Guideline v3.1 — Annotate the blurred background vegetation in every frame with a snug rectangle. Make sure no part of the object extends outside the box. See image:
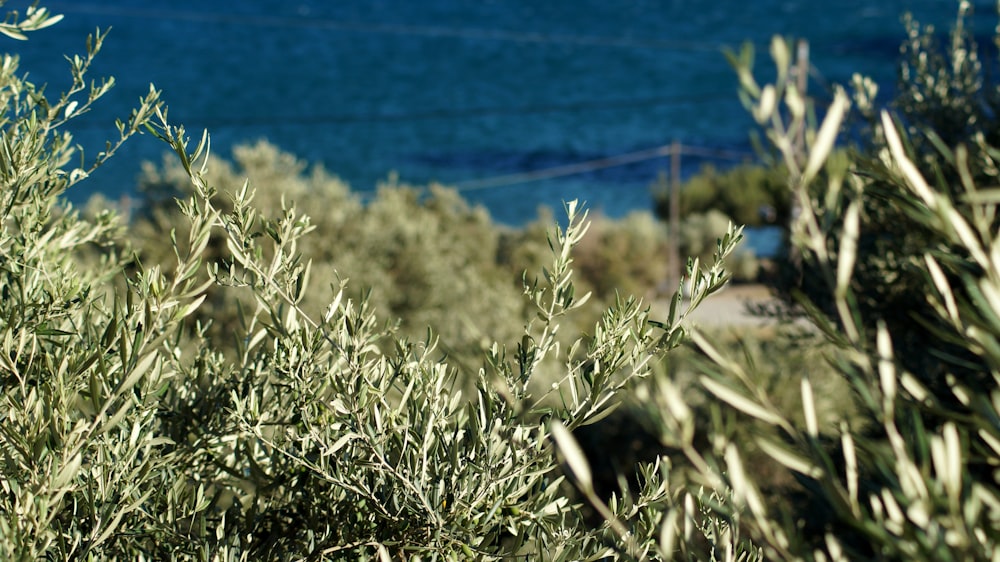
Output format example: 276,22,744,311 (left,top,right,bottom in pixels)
114,138,772,375
652,162,789,228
